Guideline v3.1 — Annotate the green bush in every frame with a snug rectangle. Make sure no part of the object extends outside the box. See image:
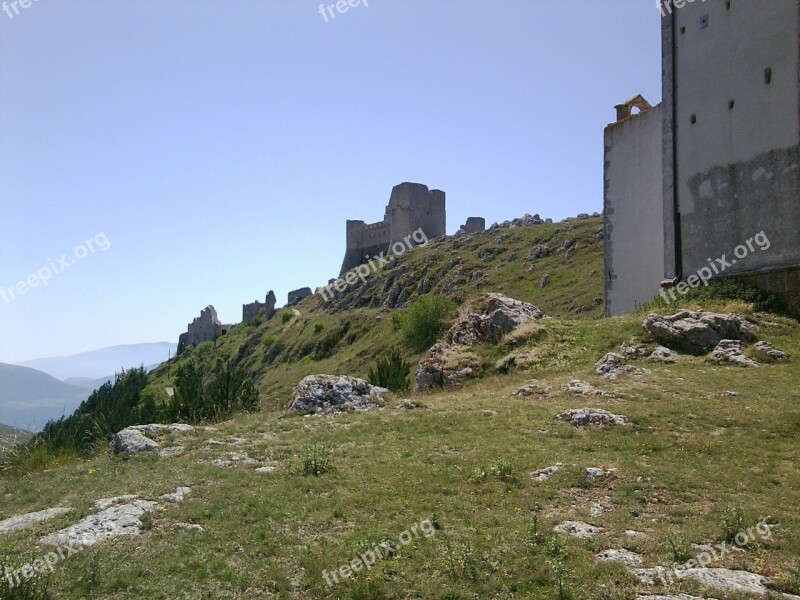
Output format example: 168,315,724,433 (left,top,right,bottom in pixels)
398,295,457,350
302,443,332,476
368,348,411,391
641,278,787,315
